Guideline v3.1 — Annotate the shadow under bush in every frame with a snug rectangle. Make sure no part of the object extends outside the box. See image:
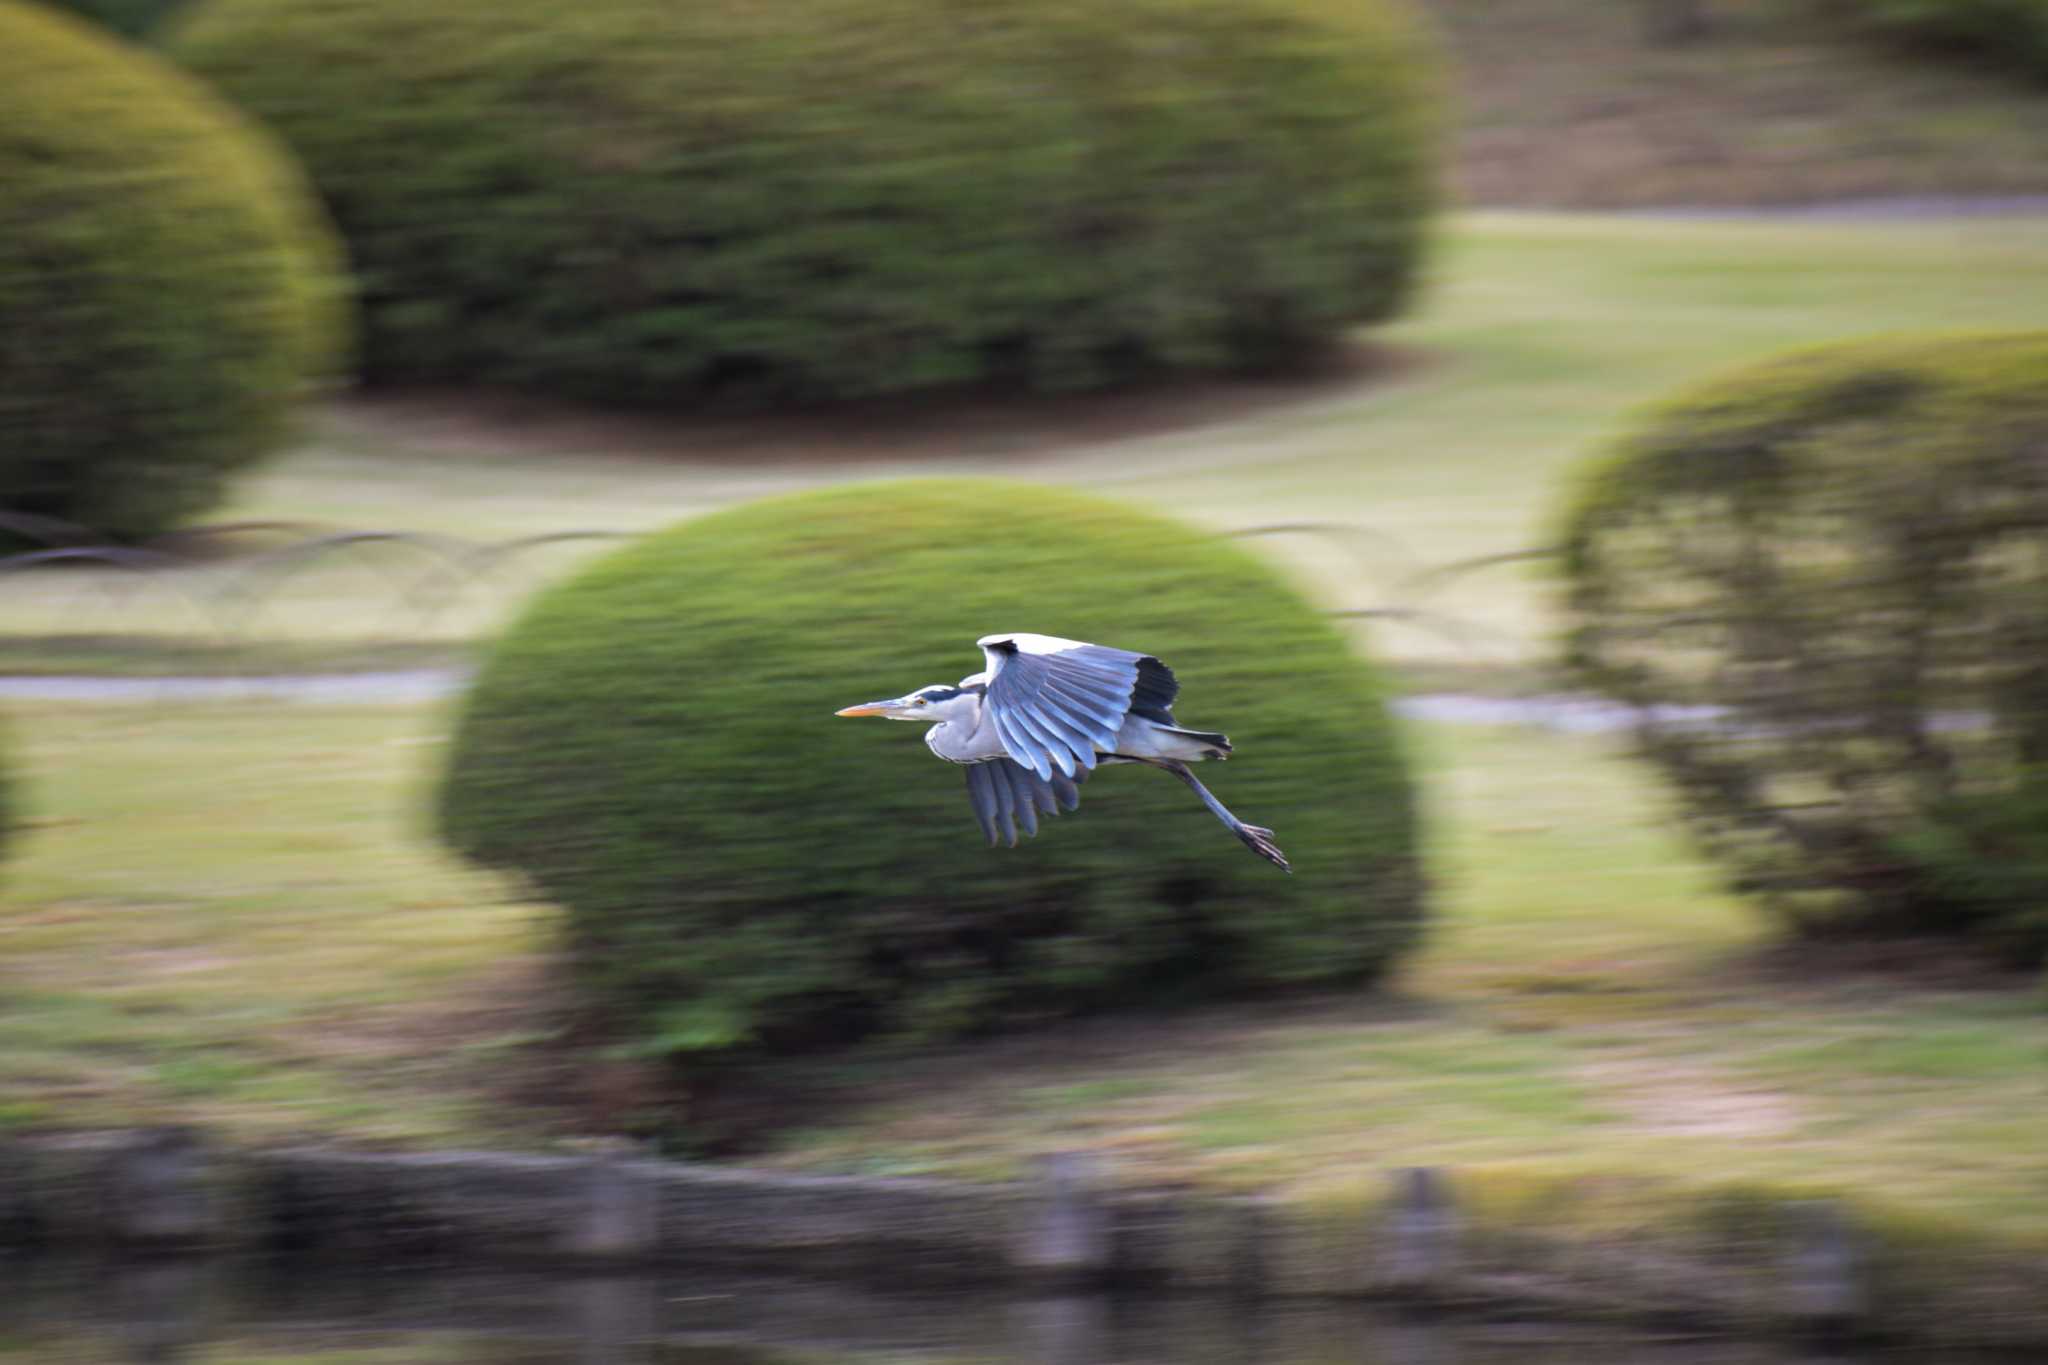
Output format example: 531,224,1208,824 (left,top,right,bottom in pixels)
438,481,1424,1071
1561,331,2048,962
